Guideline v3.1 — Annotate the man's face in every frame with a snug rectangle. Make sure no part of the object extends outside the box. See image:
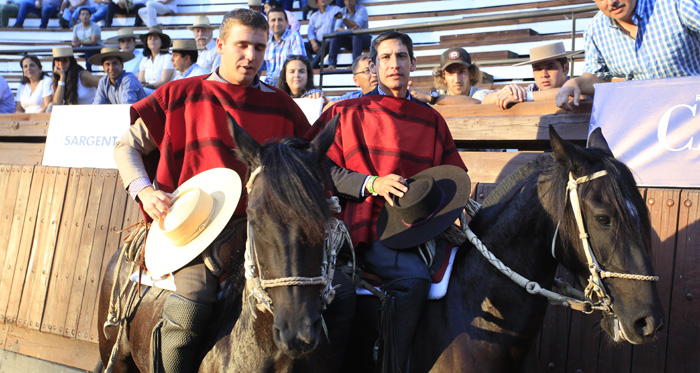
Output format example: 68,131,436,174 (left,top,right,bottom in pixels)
171,52,191,73
193,27,213,48
79,9,91,23
443,64,469,96
532,59,568,90
345,0,356,9
352,58,377,94
217,24,268,85
595,0,637,22
119,37,136,53
103,57,123,82
373,38,416,95
268,11,288,37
